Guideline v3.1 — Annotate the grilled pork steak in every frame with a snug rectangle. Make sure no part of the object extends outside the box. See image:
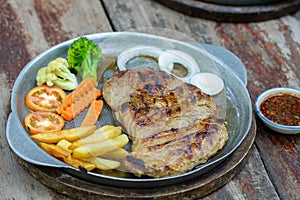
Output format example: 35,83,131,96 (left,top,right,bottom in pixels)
102,68,228,178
